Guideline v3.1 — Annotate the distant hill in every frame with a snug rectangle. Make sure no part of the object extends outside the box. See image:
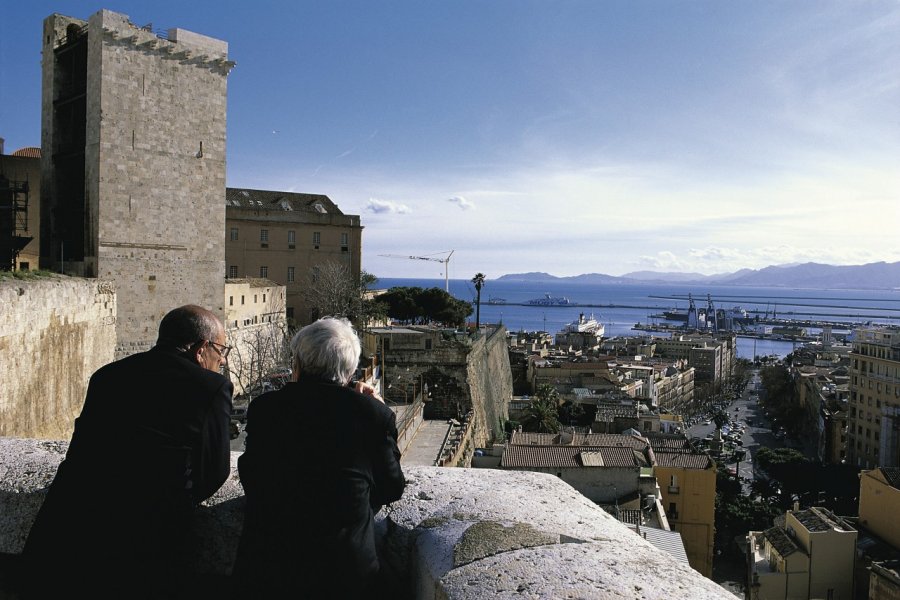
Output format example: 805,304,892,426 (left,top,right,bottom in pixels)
497,261,900,290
